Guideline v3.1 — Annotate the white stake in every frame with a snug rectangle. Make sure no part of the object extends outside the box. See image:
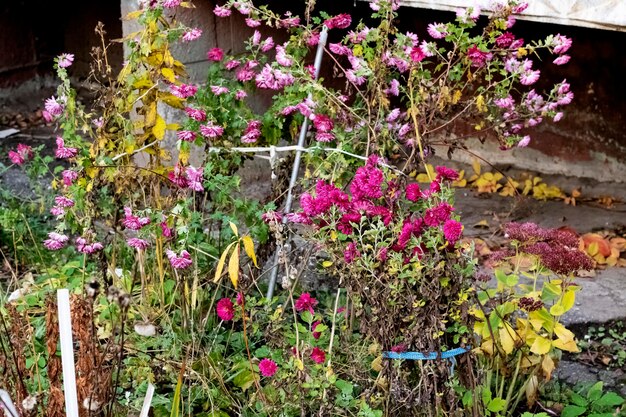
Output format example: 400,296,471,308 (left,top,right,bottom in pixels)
0,389,19,417
57,289,80,417
138,383,155,417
